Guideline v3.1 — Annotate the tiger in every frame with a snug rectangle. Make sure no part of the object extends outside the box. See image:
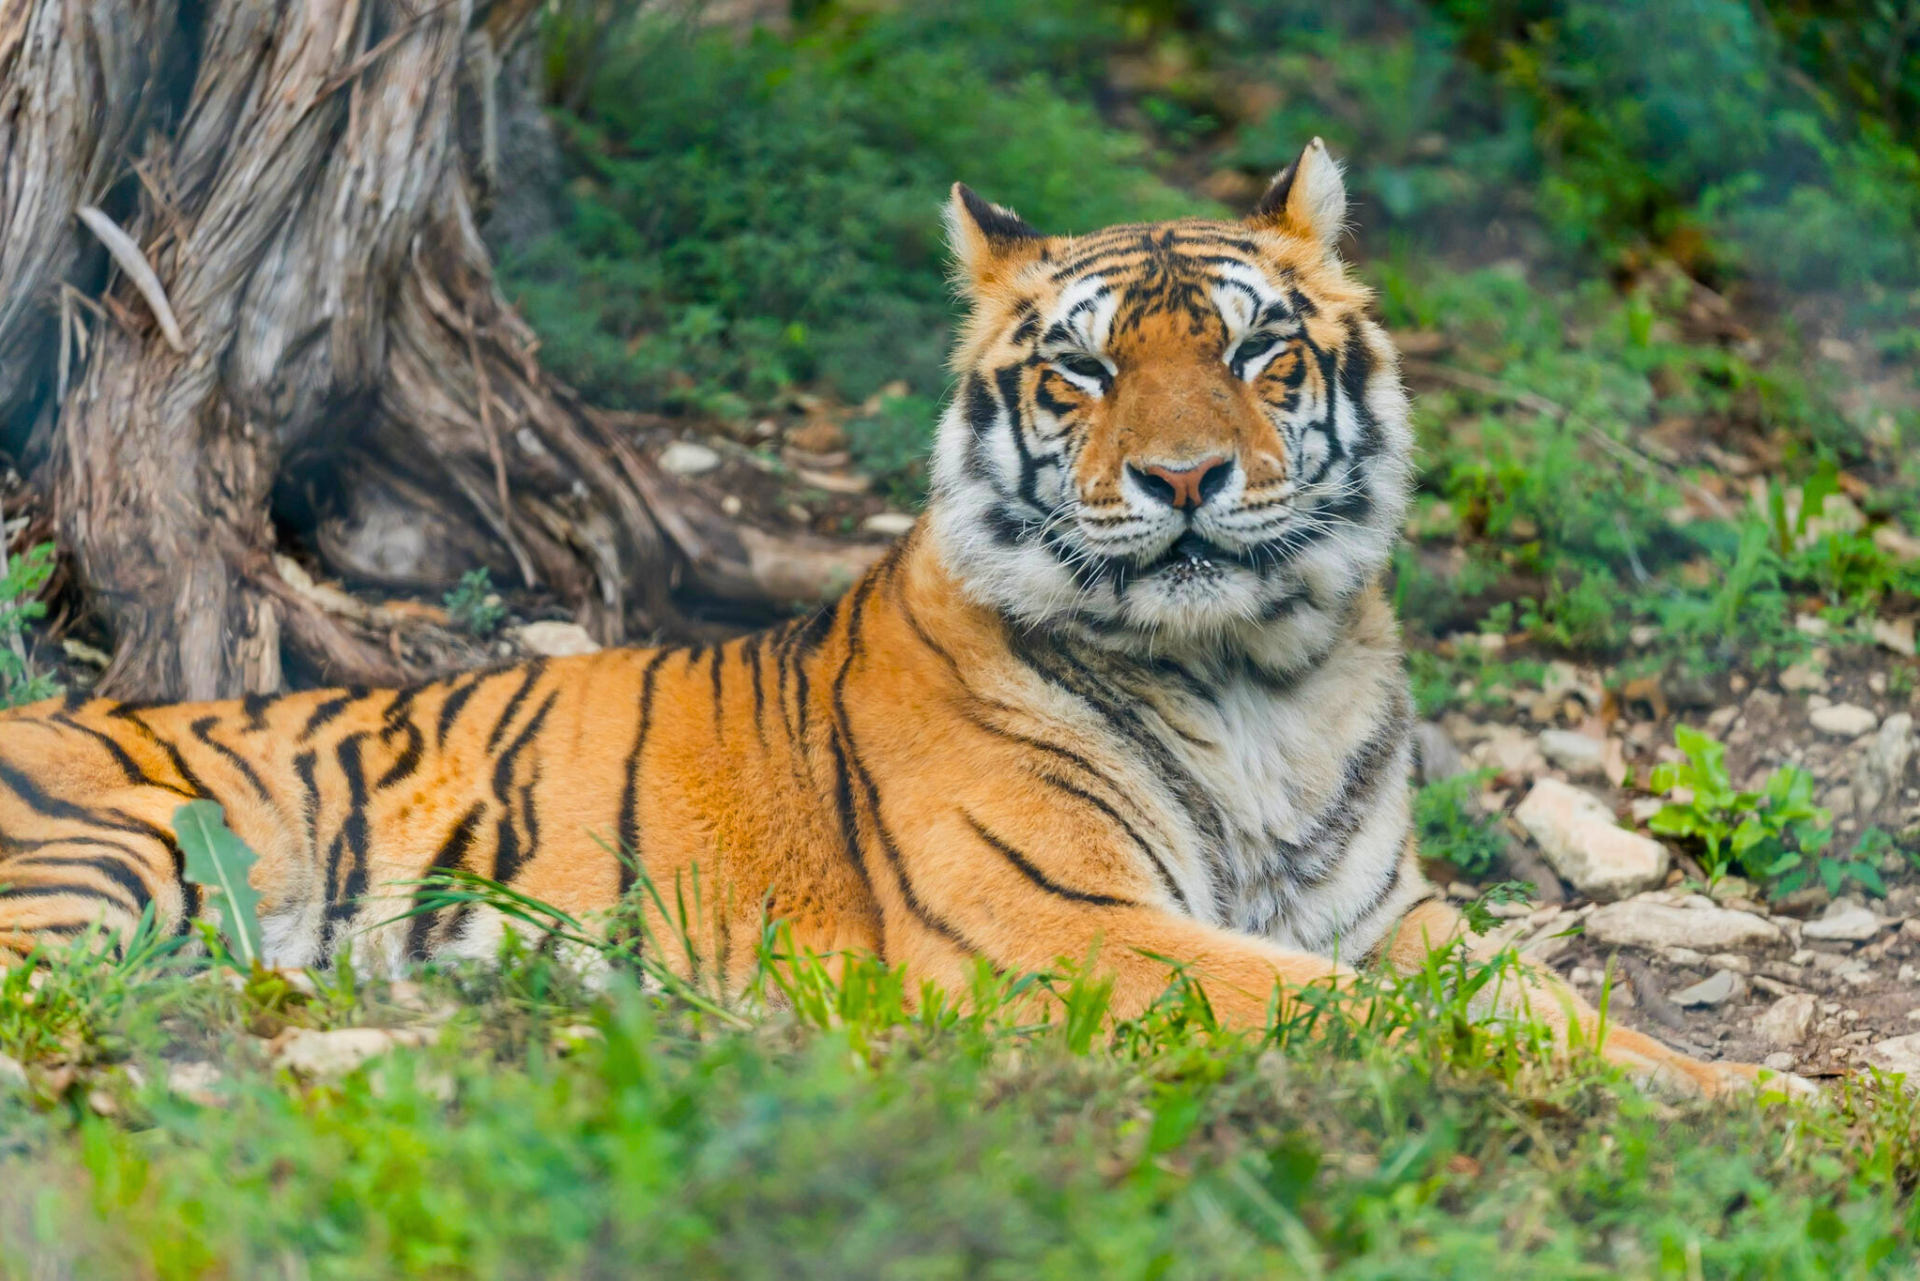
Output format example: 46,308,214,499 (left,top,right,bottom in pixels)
0,140,1772,1097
